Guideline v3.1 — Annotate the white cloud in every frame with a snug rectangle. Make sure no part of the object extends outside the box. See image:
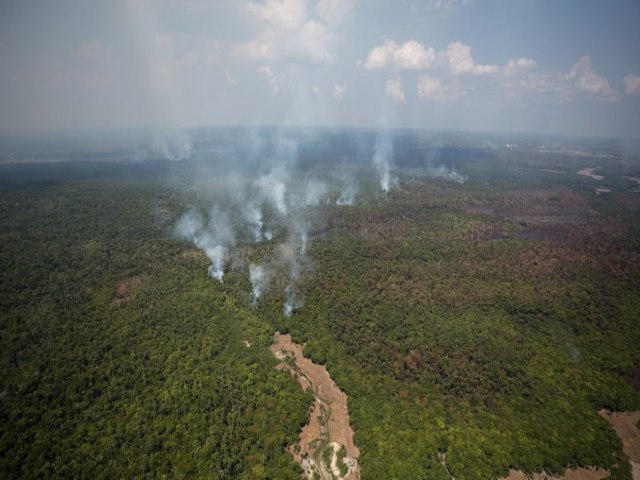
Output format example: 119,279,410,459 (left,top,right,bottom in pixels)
565,55,617,100
416,74,465,101
624,74,640,95
333,83,348,97
446,41,498,75
363,40,435,71
394,40,436,70
246,0,306,30
316,0,356,24
503,57,537,76
385,75,405,102
257,64,272,76
236,1,335,62
434,0,474,11
235,32,277,59
363,40,397,70
257,64,281,93
298,19,334,61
